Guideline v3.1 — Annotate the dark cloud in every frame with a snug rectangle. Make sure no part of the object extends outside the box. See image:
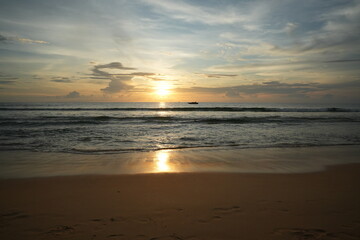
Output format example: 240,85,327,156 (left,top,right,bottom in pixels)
52,79,72,83
88,77,110,80
65,91,80,98
130,72,155,76
0,73,18,83
0,34,8,42
263,81,280,85
210,57,360,74
95,62,136,71
205,73,237,78
0,80,16,84
194,73,238,78
51,77,72,83
176,80,360,98
325,59,360,63
0,33,48,44
101,78,134,93
91,62,137,79
89,62,155,94
91,72,155,78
